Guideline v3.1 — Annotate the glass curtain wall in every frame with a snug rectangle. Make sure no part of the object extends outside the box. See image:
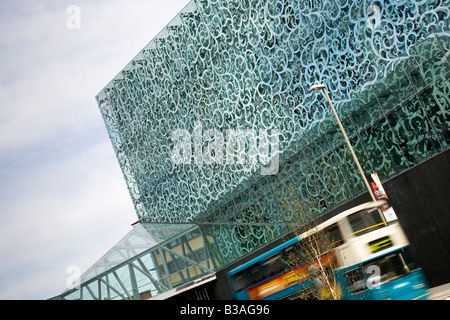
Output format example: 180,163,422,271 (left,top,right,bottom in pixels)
96,0,449,271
